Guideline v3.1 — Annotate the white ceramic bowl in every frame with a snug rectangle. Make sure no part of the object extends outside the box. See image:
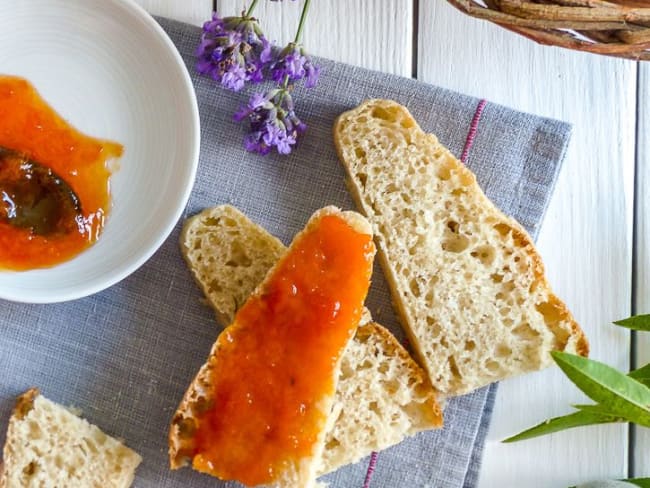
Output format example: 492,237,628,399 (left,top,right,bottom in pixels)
0,0,200,303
